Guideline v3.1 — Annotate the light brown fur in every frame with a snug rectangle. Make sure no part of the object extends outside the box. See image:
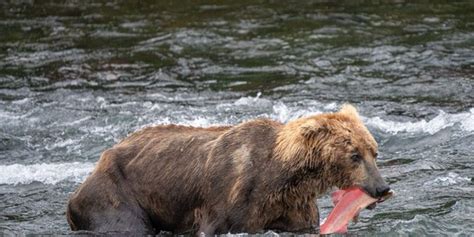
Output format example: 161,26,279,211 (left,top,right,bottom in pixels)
67,104,389,235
